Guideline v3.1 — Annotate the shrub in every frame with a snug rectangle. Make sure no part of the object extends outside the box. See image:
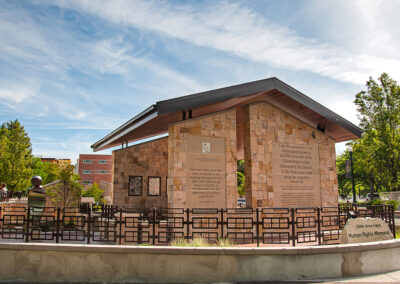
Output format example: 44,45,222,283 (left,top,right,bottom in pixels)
371,199,383,205
170,237,235,247
385,200,399,209
216,238,234,247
